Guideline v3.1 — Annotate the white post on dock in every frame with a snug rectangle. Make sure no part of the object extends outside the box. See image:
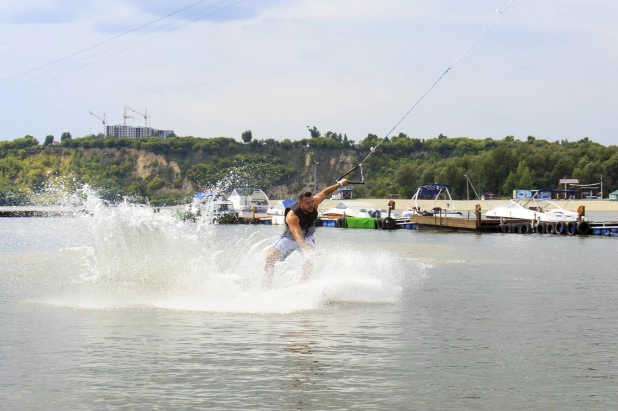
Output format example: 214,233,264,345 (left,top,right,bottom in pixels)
533,212,536,229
